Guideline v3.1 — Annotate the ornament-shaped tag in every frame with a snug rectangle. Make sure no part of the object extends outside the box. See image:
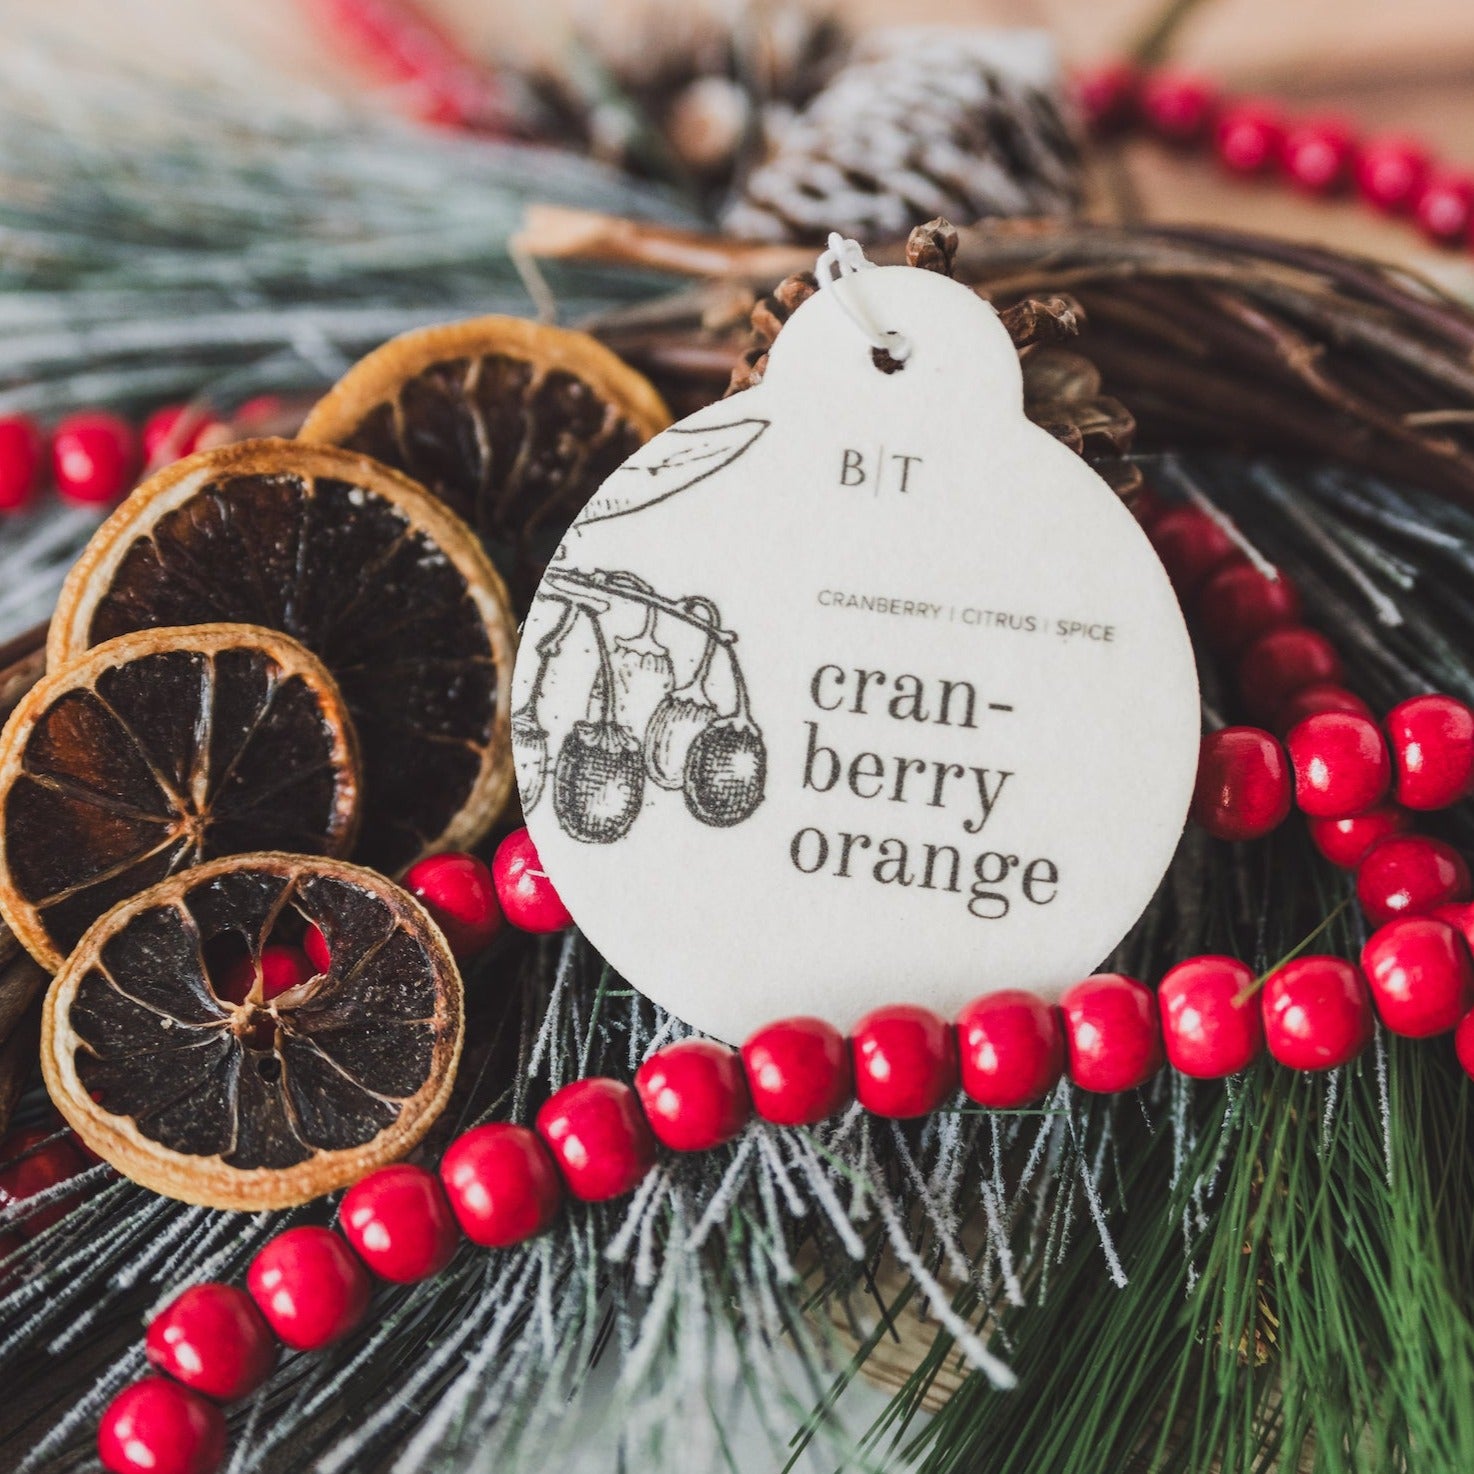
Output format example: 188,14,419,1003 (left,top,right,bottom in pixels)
513,247,1199,1043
